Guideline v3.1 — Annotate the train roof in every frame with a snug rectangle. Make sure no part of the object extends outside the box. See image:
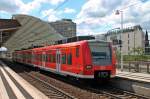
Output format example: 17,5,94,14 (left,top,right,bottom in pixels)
87,39,110,43
14,39,110,52
55,35,95,44
32,40,87,51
